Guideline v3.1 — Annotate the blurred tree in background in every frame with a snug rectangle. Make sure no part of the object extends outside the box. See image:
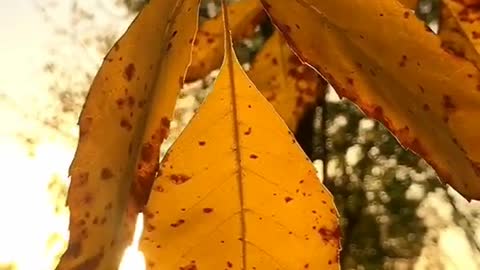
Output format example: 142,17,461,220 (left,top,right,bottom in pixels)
36,0,480,269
